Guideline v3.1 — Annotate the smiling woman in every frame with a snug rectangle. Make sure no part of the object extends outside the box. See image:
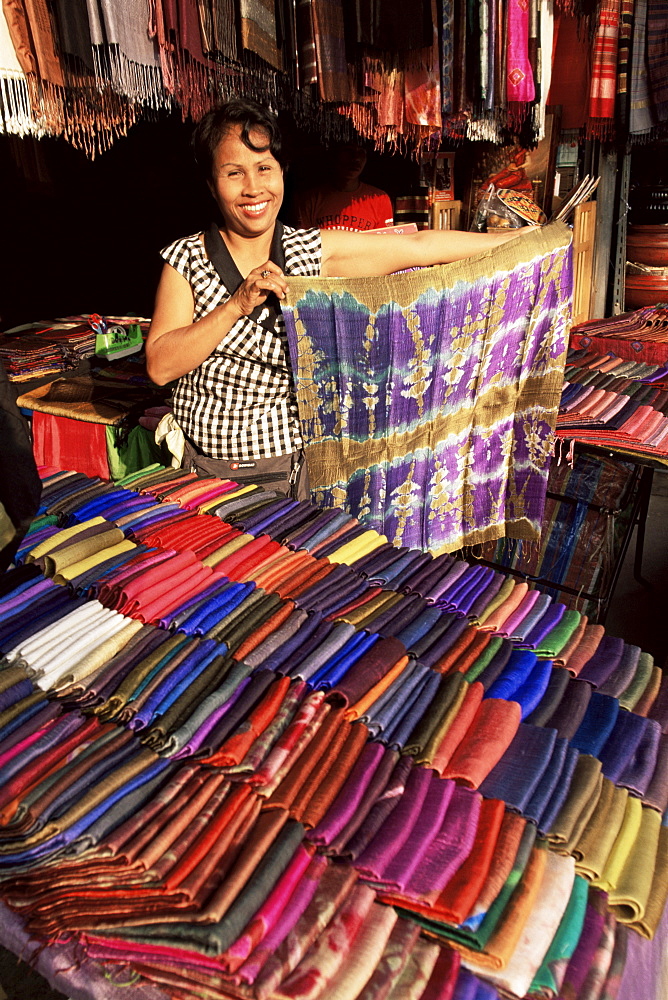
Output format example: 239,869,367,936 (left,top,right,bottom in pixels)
145,98,537,497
